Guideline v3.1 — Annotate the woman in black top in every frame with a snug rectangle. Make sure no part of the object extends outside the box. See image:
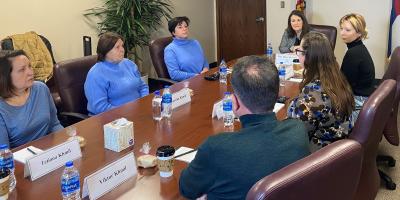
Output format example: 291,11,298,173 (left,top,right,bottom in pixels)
339,13,375,120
